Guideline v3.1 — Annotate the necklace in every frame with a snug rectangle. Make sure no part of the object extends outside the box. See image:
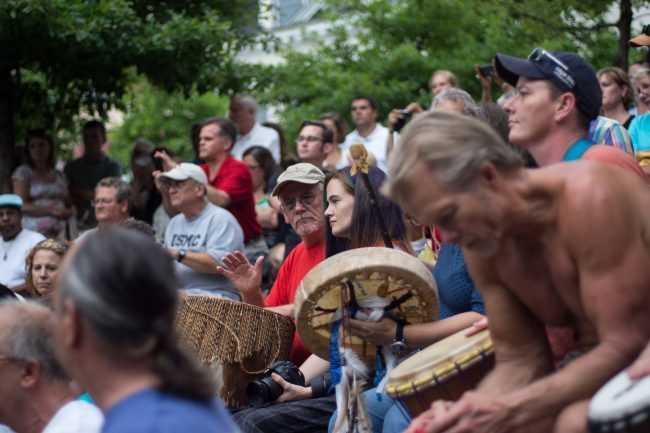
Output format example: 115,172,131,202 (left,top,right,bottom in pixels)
2,240,14,261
